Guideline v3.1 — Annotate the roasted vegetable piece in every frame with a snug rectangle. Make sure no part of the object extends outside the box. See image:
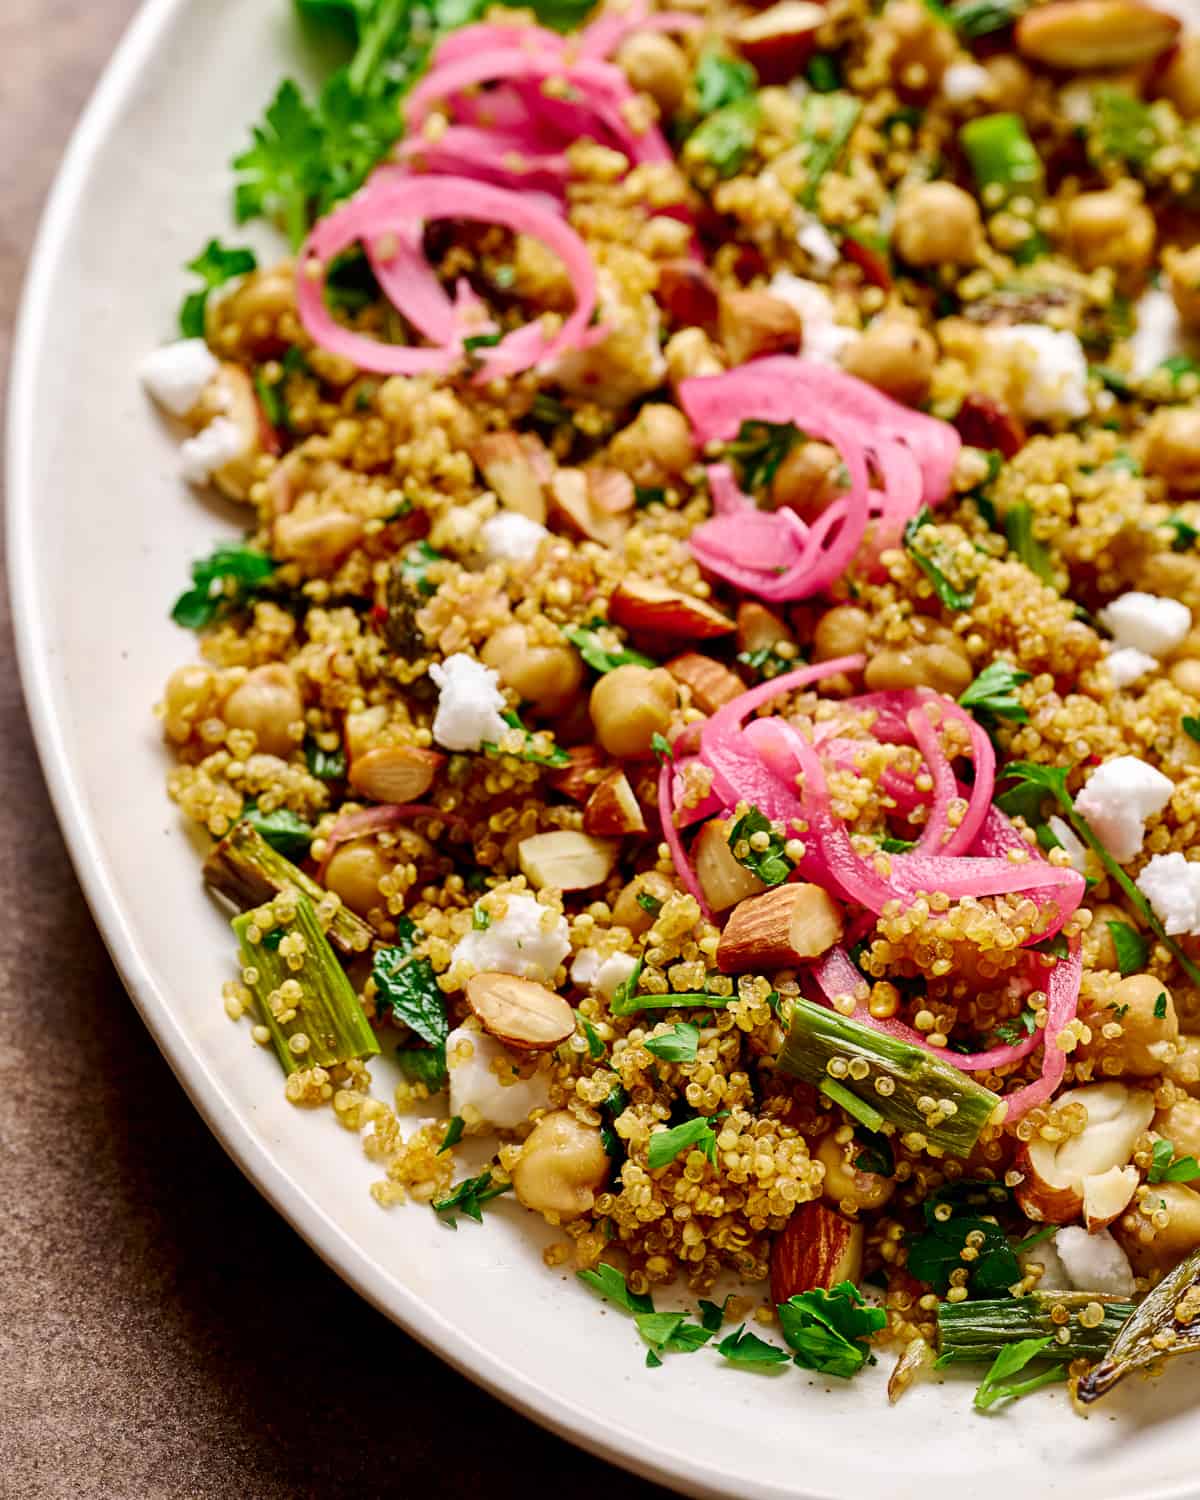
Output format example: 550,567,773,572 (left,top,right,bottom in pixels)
938,1292,1134,1366
1076,1245,1200,1403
